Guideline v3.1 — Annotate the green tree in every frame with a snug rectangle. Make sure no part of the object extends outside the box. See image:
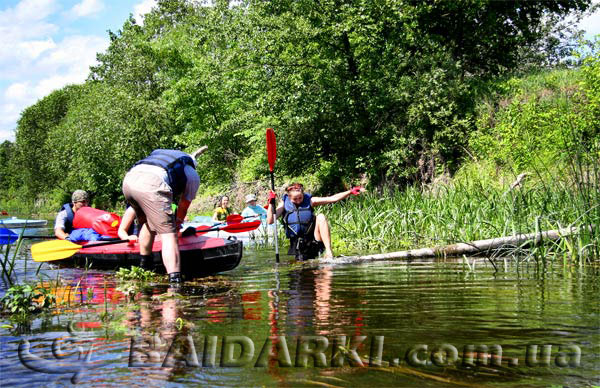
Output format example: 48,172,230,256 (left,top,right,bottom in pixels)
9,0,594,208
13,85,84,200
0,141,16,190
45,82,178,205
